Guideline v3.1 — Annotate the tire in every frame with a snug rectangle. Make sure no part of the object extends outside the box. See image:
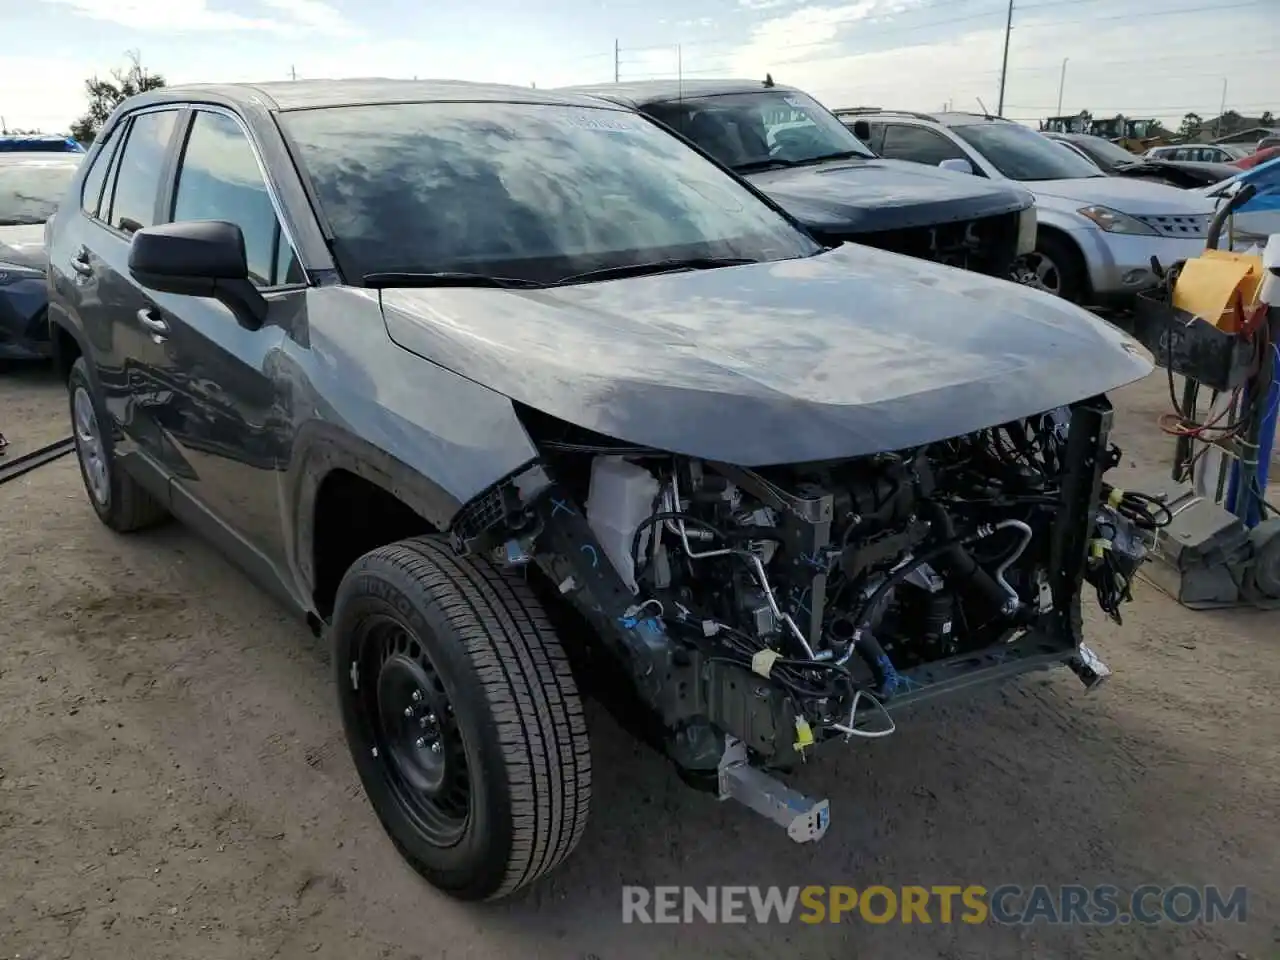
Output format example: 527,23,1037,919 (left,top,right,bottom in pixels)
332,535,591,901
68,357,169,533
1013,231,1088,303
